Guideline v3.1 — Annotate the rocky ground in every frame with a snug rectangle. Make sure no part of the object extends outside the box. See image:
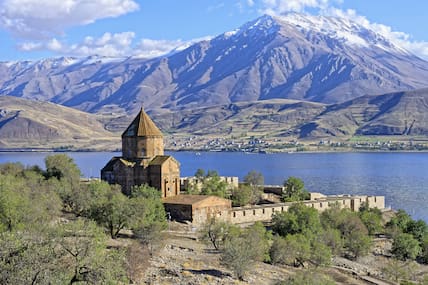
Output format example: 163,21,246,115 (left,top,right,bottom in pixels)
135,222,428,285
